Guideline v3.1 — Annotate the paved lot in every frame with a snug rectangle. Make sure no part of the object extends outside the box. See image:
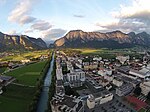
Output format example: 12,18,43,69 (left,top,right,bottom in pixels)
84,96,136,112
